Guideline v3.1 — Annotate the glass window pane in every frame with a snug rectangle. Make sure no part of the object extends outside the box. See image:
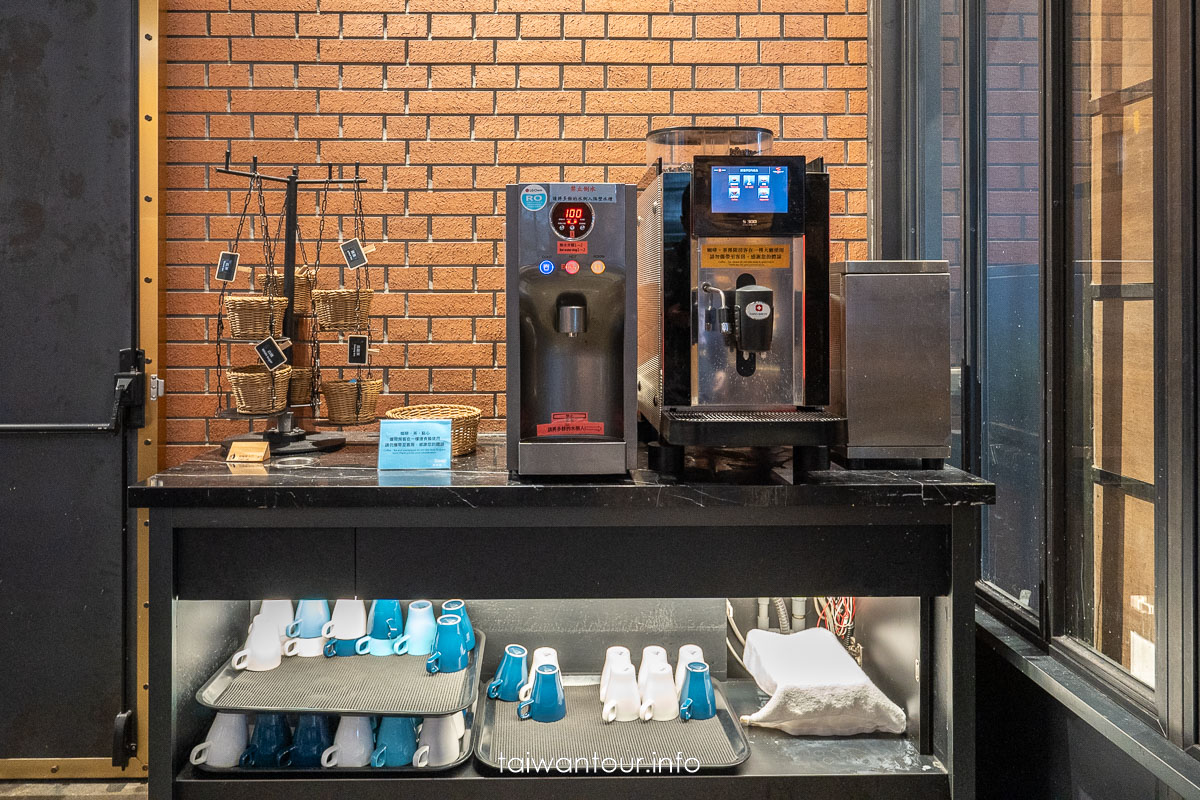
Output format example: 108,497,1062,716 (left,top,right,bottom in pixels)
1065,0,1156,687
979,0,1045,610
